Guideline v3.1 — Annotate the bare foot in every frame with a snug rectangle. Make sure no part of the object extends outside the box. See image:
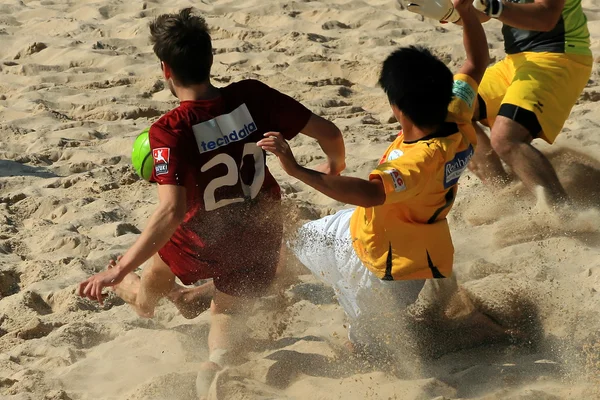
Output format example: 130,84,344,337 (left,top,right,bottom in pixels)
461,310,526,346
167,282,214,319
109,260,141,306
196,361,221,399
